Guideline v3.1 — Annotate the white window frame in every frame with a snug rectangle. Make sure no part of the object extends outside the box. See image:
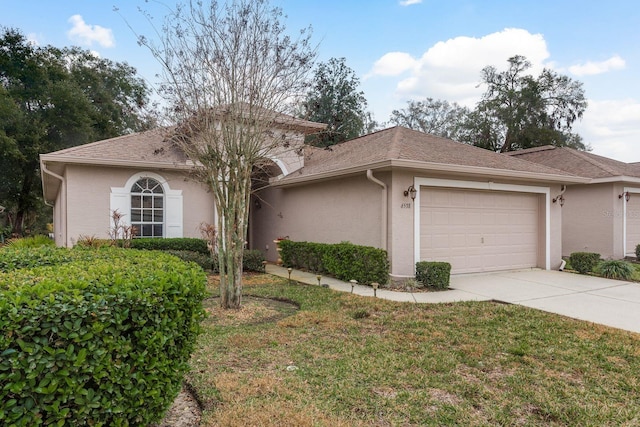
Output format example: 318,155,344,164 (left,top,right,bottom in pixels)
110,172,183,238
